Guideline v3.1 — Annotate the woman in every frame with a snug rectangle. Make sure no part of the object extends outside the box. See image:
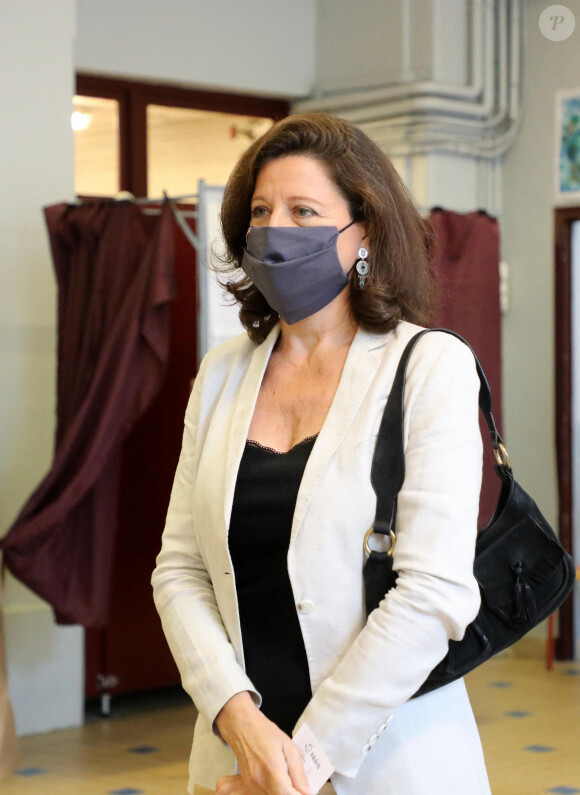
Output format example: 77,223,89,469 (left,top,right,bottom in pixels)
152,113,491,795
